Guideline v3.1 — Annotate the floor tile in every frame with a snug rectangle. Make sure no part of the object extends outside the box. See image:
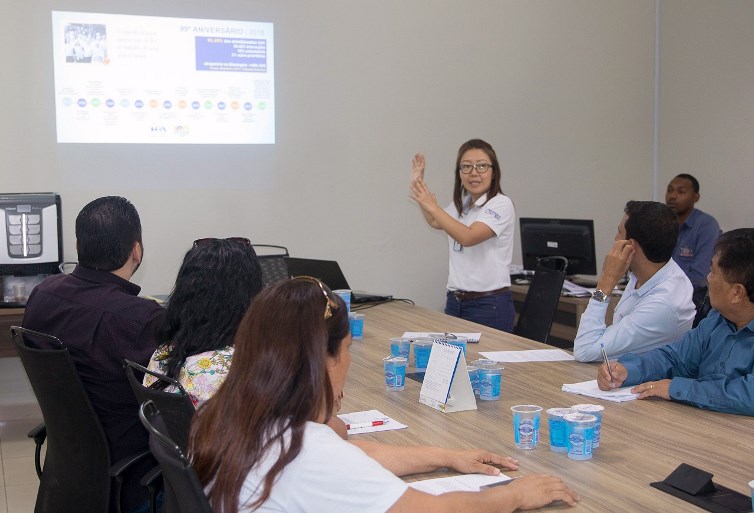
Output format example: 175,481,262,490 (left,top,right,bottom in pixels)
5,484,36,513
2,456,38,487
